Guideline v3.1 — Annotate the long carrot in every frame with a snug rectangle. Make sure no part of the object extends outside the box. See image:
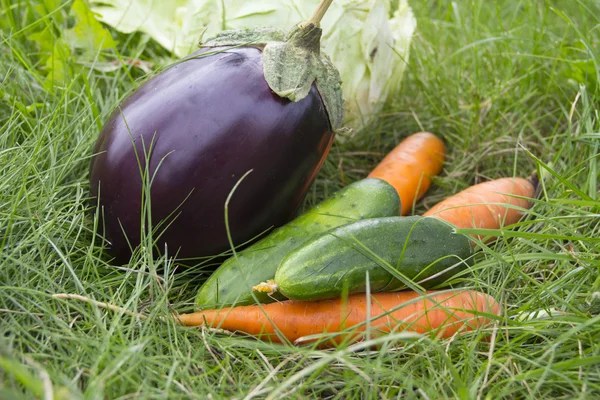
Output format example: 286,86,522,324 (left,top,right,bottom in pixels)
368,132,446,215
423,177,536,242
176,290,500,346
